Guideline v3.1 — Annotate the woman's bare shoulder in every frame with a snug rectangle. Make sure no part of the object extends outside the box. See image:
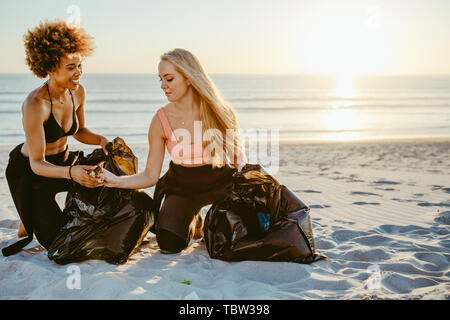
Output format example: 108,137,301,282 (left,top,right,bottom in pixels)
71,83,86,102
150,108,167,139
22,86,49,116
158,103,171,112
